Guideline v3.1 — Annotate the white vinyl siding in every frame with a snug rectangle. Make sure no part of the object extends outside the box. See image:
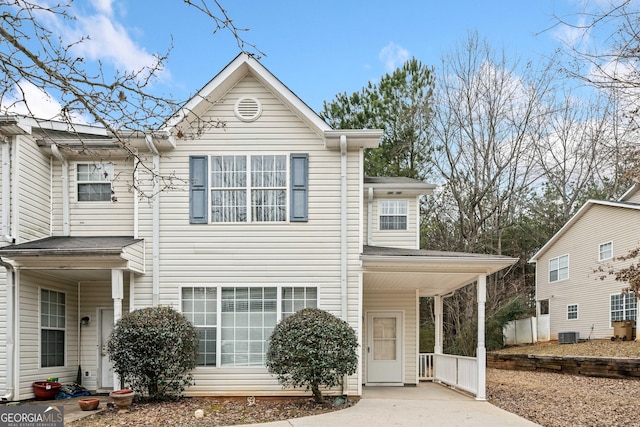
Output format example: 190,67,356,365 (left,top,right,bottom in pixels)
135,74,363,395
363,290,416,385
17,135,50,242
51,158,135,236
549,255,568,282
365,195,419,249
599,241,613,261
